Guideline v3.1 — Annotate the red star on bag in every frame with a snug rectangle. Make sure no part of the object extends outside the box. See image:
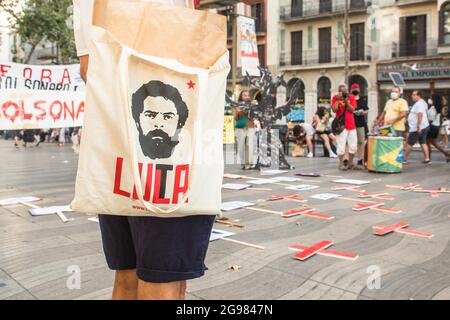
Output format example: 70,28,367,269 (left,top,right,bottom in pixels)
187,80,196,89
